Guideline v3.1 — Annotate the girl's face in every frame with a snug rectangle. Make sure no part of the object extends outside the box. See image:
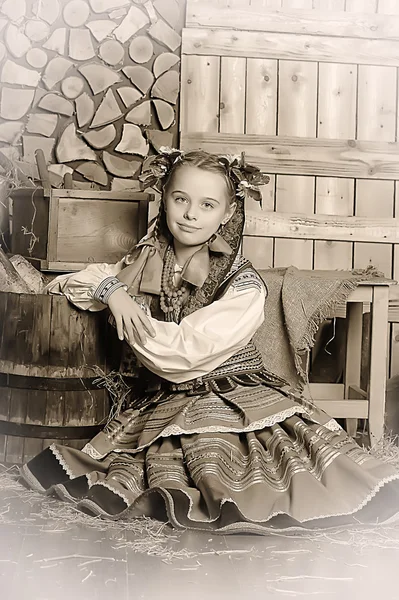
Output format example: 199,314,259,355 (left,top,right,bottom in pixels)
164,165,236,250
